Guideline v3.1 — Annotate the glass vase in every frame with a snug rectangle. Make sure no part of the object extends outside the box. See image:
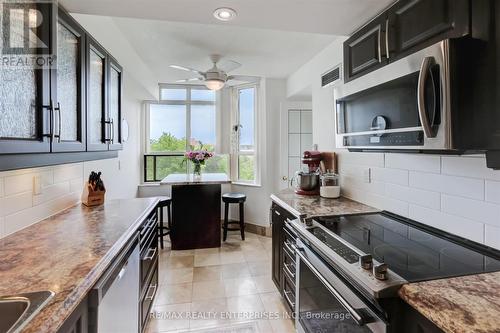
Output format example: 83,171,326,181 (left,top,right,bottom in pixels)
193,163,202,180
